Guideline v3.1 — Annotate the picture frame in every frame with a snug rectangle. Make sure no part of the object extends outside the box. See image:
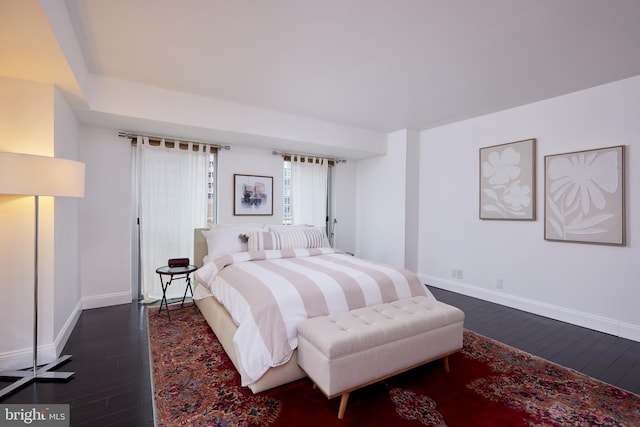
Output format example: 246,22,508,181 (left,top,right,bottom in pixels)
234,174,273,216
544,145,625,246
479,138,536,220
